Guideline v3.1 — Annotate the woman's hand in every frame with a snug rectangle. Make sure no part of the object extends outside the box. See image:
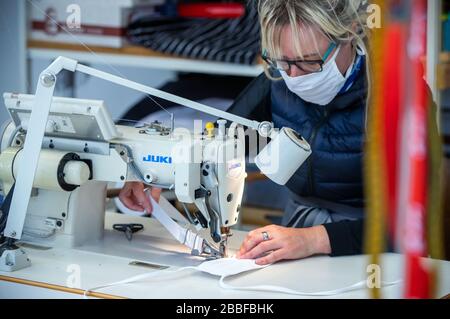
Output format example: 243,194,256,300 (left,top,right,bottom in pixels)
236,225,331,265
118,182,162,214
